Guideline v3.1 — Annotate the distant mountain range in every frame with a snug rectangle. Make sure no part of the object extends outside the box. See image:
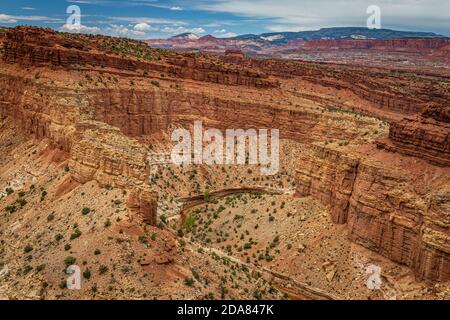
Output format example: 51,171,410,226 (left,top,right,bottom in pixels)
146,27,449,58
